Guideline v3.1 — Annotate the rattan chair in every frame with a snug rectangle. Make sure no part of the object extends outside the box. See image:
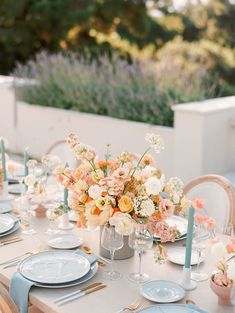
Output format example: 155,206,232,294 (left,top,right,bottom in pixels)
46,139,79,168
0,283,43,313
184,174,235,230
